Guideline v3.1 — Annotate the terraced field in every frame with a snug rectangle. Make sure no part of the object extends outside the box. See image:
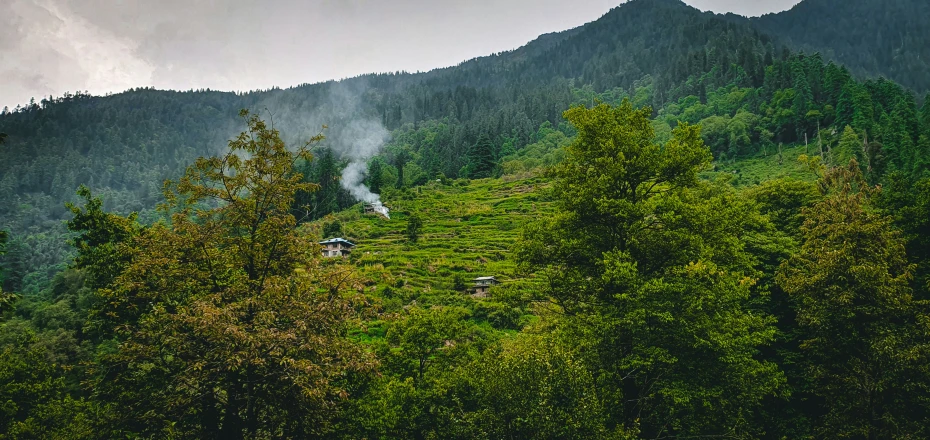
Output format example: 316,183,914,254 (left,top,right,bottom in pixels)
308,174,554,321
314,144,820,302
